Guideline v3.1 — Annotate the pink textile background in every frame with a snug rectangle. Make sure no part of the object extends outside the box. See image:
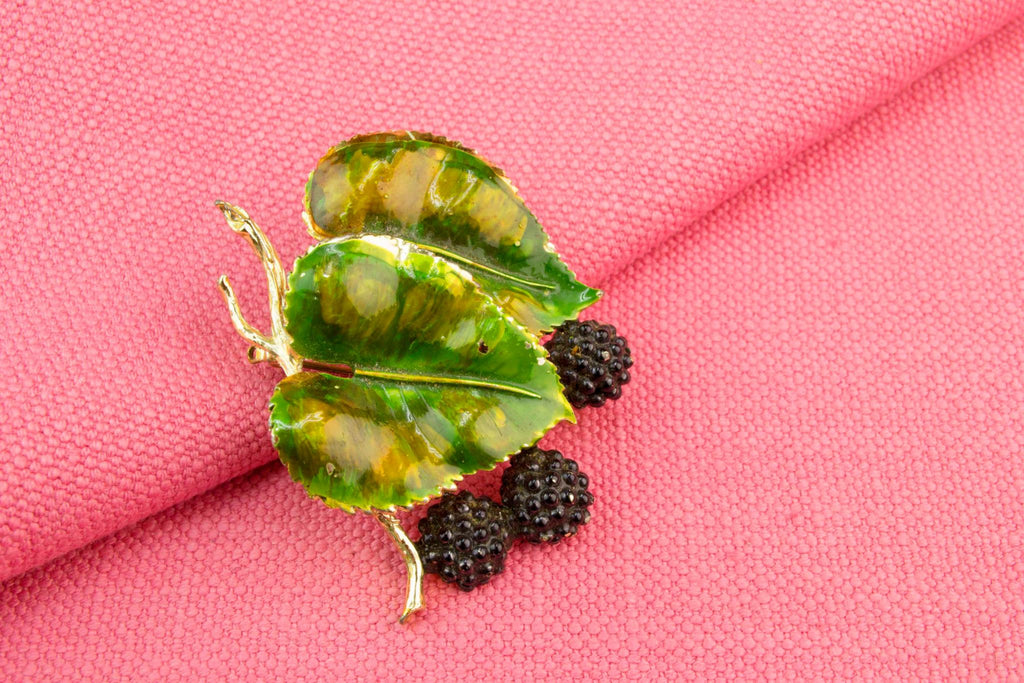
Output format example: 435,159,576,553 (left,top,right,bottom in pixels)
3,0,1024,679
